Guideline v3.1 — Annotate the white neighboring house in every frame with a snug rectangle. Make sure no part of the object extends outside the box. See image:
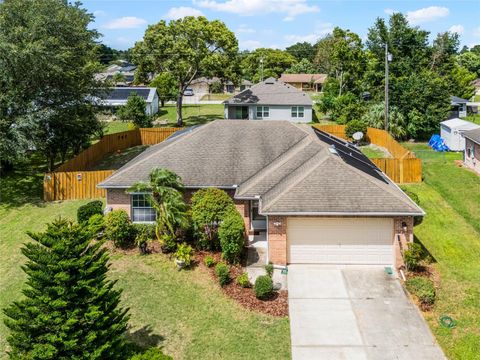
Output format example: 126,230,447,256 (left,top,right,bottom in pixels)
440,118,480,151
95,87,159,116
223,77,313,123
